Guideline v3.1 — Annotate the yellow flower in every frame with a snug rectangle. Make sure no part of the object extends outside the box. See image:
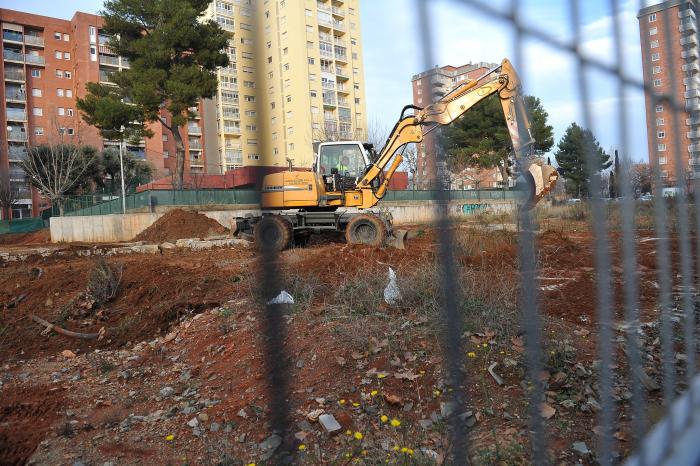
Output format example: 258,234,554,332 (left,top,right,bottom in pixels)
346,430,353,435
354,432,363,440
393,445,400,451
467,352,476,358
339,399,346,405
401,447,408,453
407,449,414,456
433,389,441,397
390,418,401,427
370,390,379,396
419,370,426,375
246,464,256,466
482,343,488,348
380,415,389,423
165,434,174,441
362,450,367,456
298,444,306,451
352,402,360,407
377,373,387,379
